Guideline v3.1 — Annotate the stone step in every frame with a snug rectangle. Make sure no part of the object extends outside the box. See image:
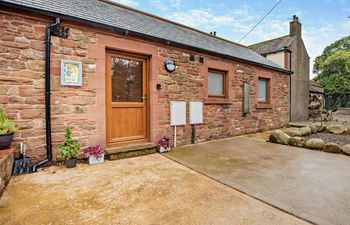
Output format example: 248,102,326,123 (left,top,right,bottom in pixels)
106,143,157,160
